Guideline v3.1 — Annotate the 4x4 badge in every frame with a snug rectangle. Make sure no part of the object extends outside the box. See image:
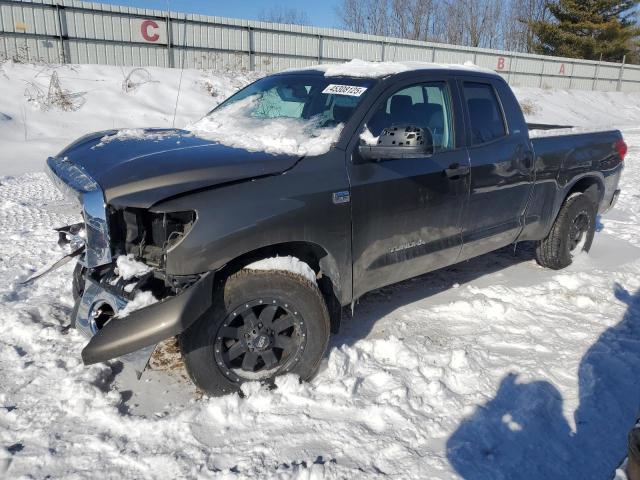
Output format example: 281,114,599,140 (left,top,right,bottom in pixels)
332,191,351,204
